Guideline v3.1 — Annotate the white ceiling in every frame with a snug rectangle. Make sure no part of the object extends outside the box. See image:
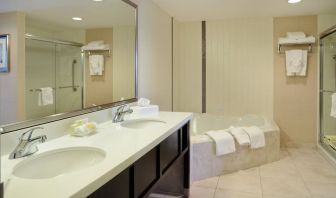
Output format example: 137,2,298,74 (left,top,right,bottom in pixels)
0,0,136,29
151,0,336,21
